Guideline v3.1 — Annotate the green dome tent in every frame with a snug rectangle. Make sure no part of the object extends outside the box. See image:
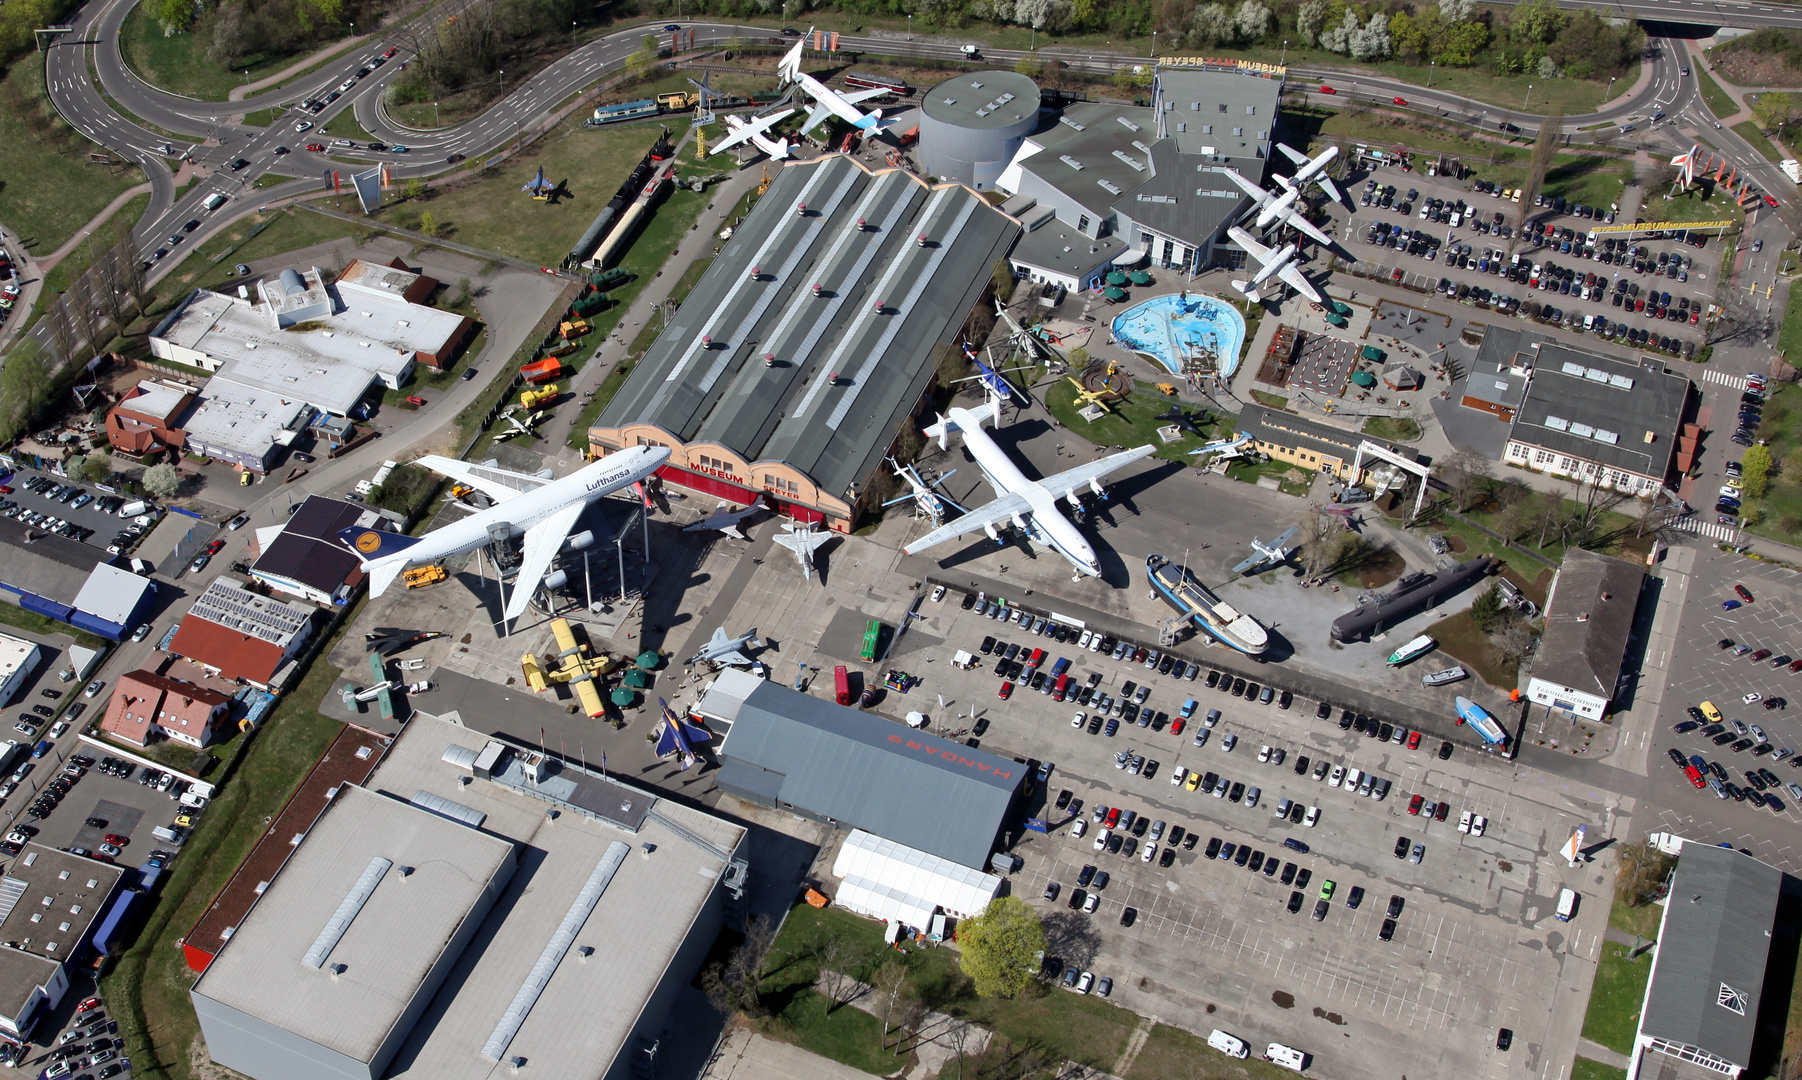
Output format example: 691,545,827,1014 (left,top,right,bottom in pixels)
1350,370,1378,389
636,650,661,670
